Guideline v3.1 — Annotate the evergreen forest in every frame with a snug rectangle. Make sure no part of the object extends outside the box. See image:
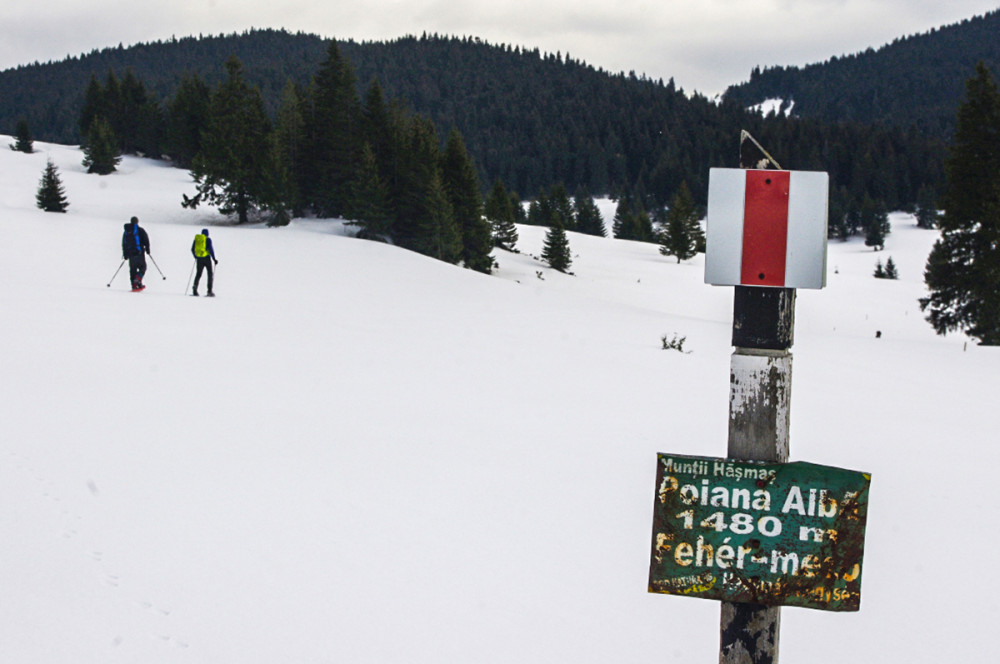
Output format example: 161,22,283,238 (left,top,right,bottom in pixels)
723,9,1000,140
0,28,951,225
